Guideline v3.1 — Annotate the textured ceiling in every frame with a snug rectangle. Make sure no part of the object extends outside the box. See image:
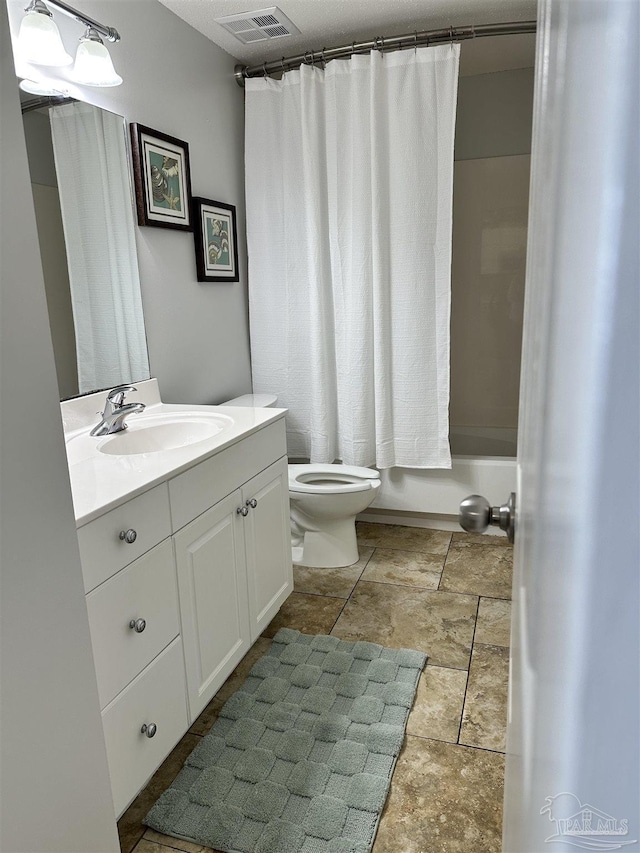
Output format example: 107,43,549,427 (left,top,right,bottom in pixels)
157,0,538,72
